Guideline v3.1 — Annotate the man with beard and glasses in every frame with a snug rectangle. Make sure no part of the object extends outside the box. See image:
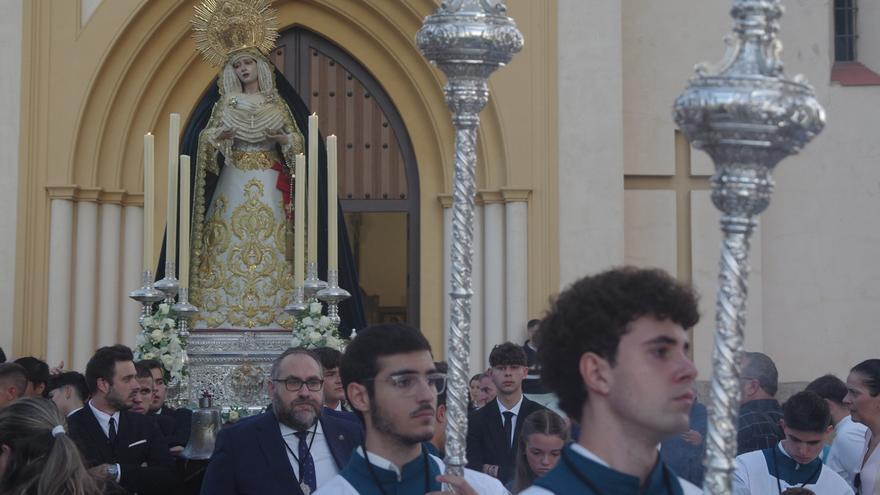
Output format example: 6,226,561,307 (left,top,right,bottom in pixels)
315,323,507,495
200,347,363,495
67,345,178,494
